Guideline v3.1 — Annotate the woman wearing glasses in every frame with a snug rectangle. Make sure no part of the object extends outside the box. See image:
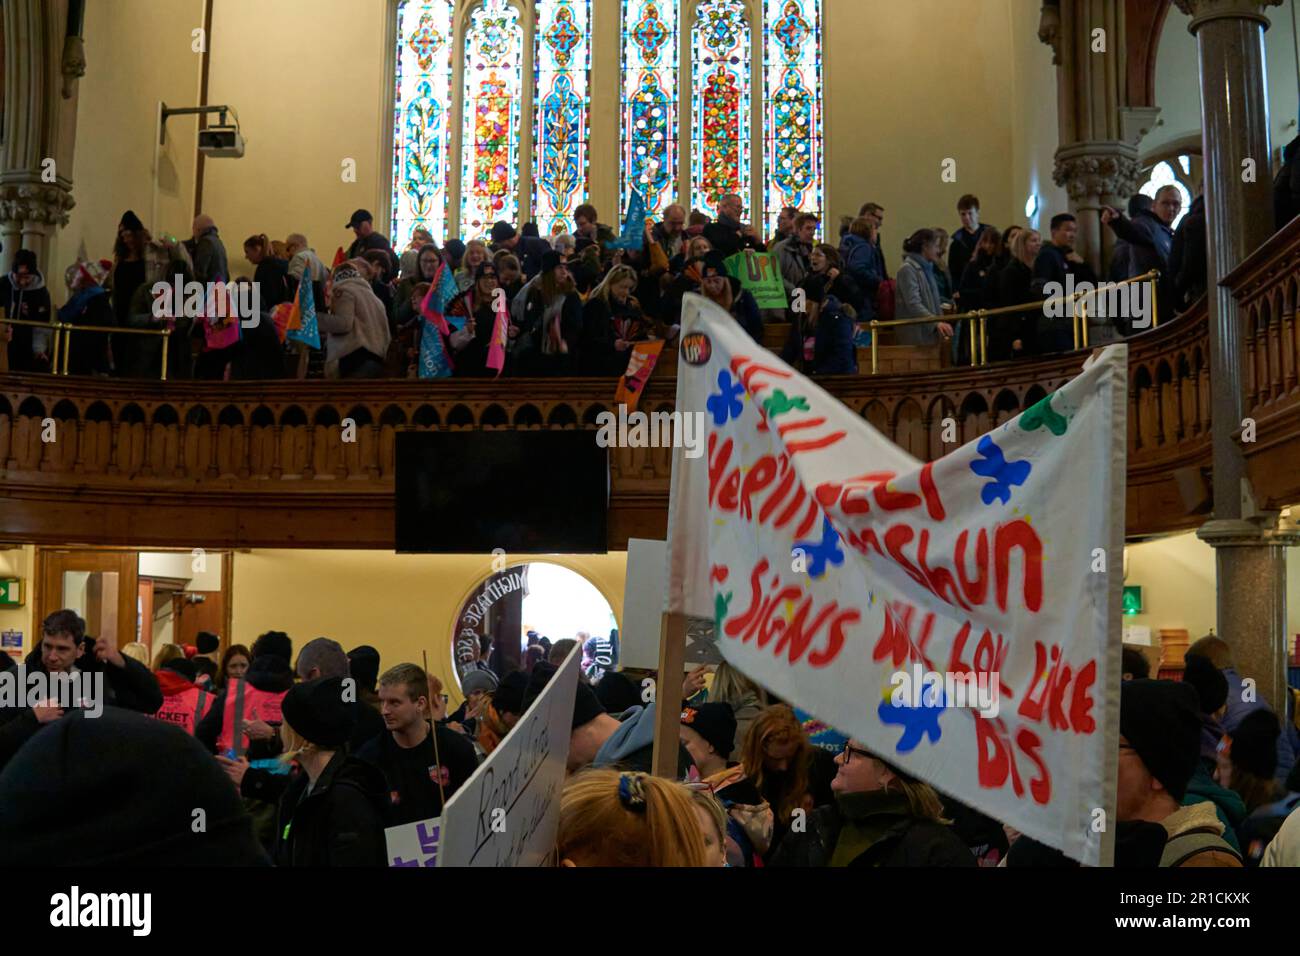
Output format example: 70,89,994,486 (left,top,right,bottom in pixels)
768,739,976,868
